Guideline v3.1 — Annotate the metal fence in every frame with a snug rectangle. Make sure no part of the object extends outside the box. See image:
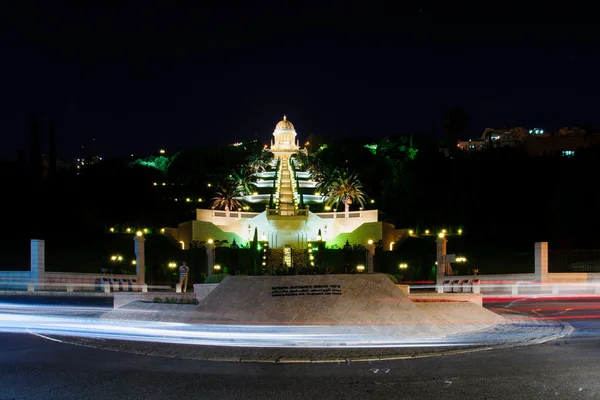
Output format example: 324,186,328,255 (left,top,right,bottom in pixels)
549,250,600,273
